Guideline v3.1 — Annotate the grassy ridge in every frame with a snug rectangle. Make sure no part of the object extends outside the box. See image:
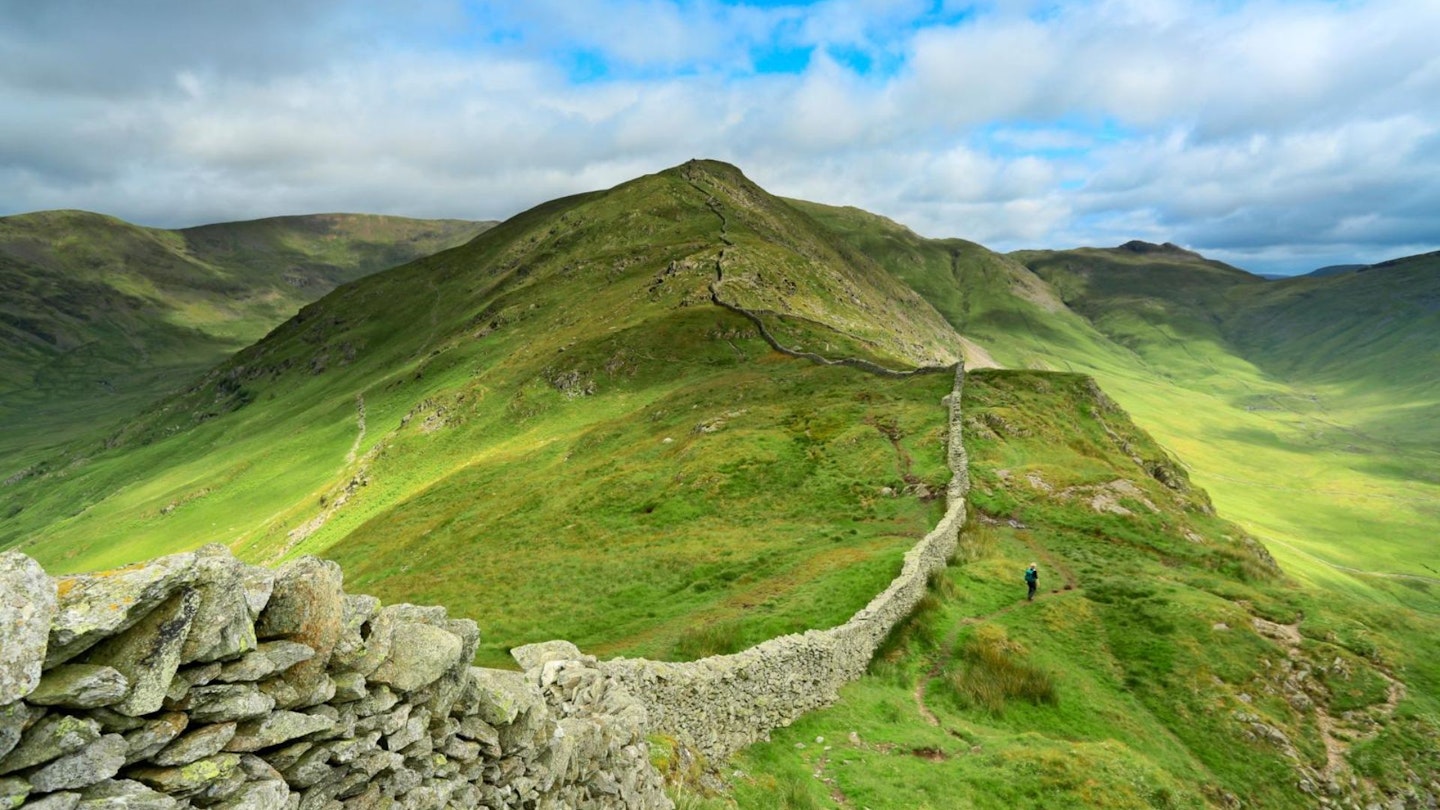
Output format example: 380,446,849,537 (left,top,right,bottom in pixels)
791,203,1439,599
3,162,961,667
0,209,491,459
691,371,1440,809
